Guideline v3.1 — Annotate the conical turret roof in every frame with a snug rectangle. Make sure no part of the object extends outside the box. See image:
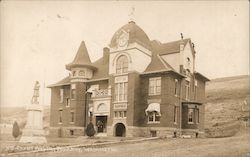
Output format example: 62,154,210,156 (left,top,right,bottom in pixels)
66,41,97,70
